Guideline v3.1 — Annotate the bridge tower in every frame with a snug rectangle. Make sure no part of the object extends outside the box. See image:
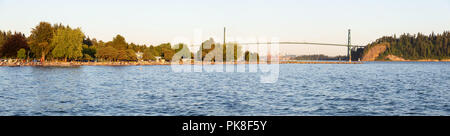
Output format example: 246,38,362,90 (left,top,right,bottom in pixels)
347,29,352,62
